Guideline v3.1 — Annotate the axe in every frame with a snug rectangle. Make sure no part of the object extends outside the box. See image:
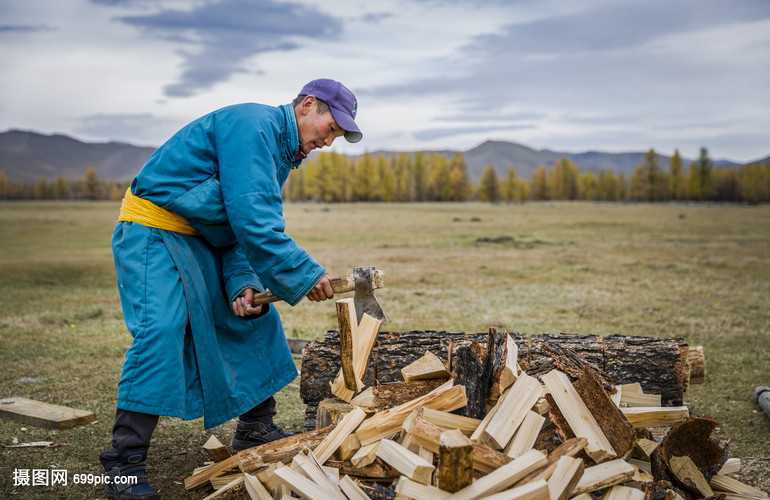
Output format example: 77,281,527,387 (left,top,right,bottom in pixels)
250,266,387,323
